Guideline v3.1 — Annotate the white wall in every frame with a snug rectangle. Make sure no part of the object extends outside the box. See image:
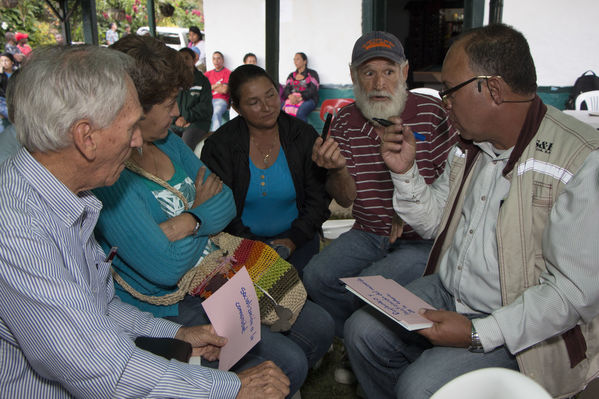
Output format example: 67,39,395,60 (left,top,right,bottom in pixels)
204,0,599,88
203,0,266,70
501,0,599,87
278,0,361,85
203,0,361,85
